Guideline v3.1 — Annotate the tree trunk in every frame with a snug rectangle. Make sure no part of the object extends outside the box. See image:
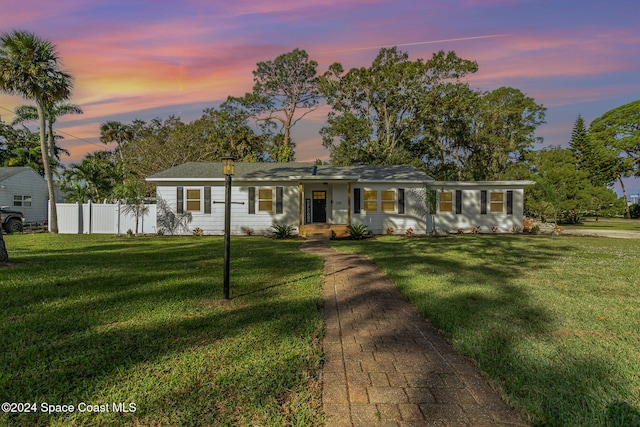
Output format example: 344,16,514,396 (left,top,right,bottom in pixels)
37,101,58,233
618,175,631,219
48,121,56,159
0,232,8,262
